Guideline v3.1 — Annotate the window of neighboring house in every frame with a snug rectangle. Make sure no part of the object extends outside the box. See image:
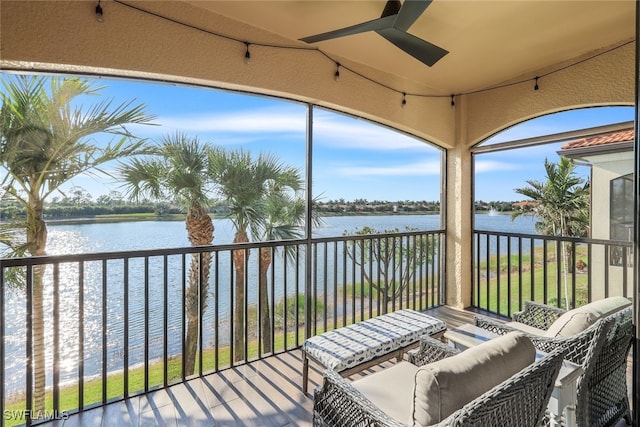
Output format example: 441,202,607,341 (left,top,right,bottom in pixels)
609,173,634,266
